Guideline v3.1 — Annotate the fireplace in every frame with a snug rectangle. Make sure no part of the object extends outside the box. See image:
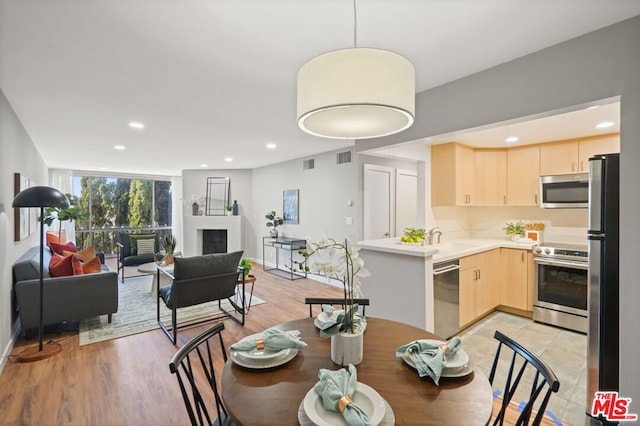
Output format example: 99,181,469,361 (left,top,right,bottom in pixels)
202,229,228,254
